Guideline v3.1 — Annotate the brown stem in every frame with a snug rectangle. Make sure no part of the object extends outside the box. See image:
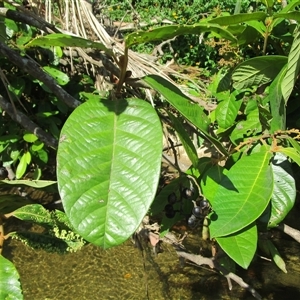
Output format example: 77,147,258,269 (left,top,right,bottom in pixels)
0,41,81,109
